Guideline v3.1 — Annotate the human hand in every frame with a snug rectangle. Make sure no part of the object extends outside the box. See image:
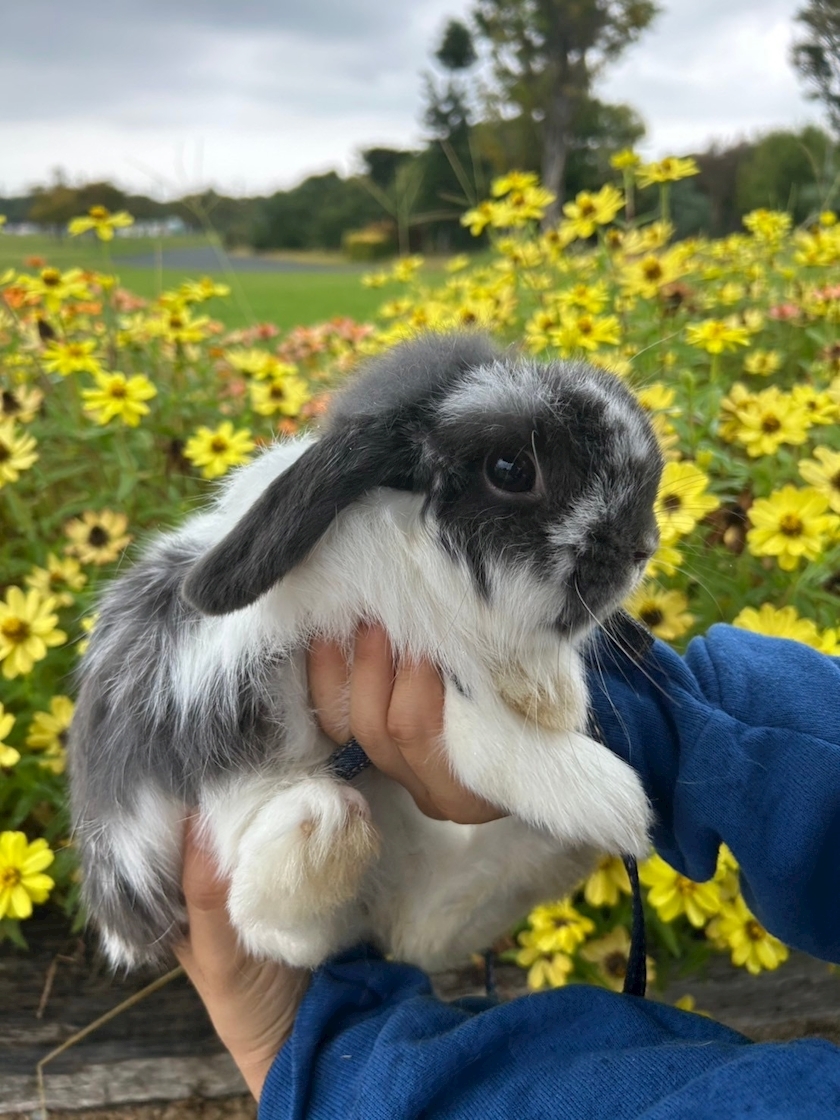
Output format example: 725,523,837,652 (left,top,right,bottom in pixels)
307,622,507,825
175,823,310,1100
